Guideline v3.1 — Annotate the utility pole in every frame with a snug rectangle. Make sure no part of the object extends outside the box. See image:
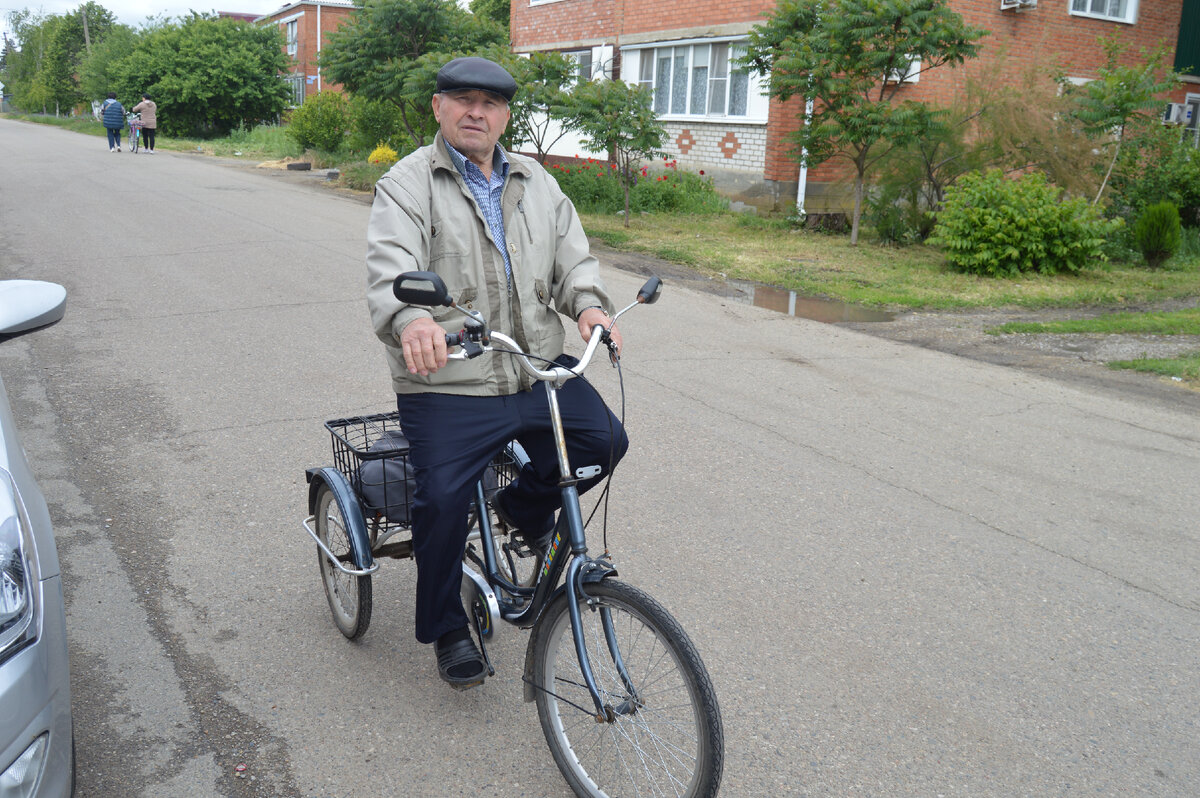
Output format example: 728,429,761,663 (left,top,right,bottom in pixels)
82,6,92,56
